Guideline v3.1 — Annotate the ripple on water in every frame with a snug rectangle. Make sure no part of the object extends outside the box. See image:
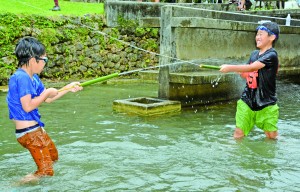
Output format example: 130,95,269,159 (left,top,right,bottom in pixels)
131,123,159,129
96,120,115,125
